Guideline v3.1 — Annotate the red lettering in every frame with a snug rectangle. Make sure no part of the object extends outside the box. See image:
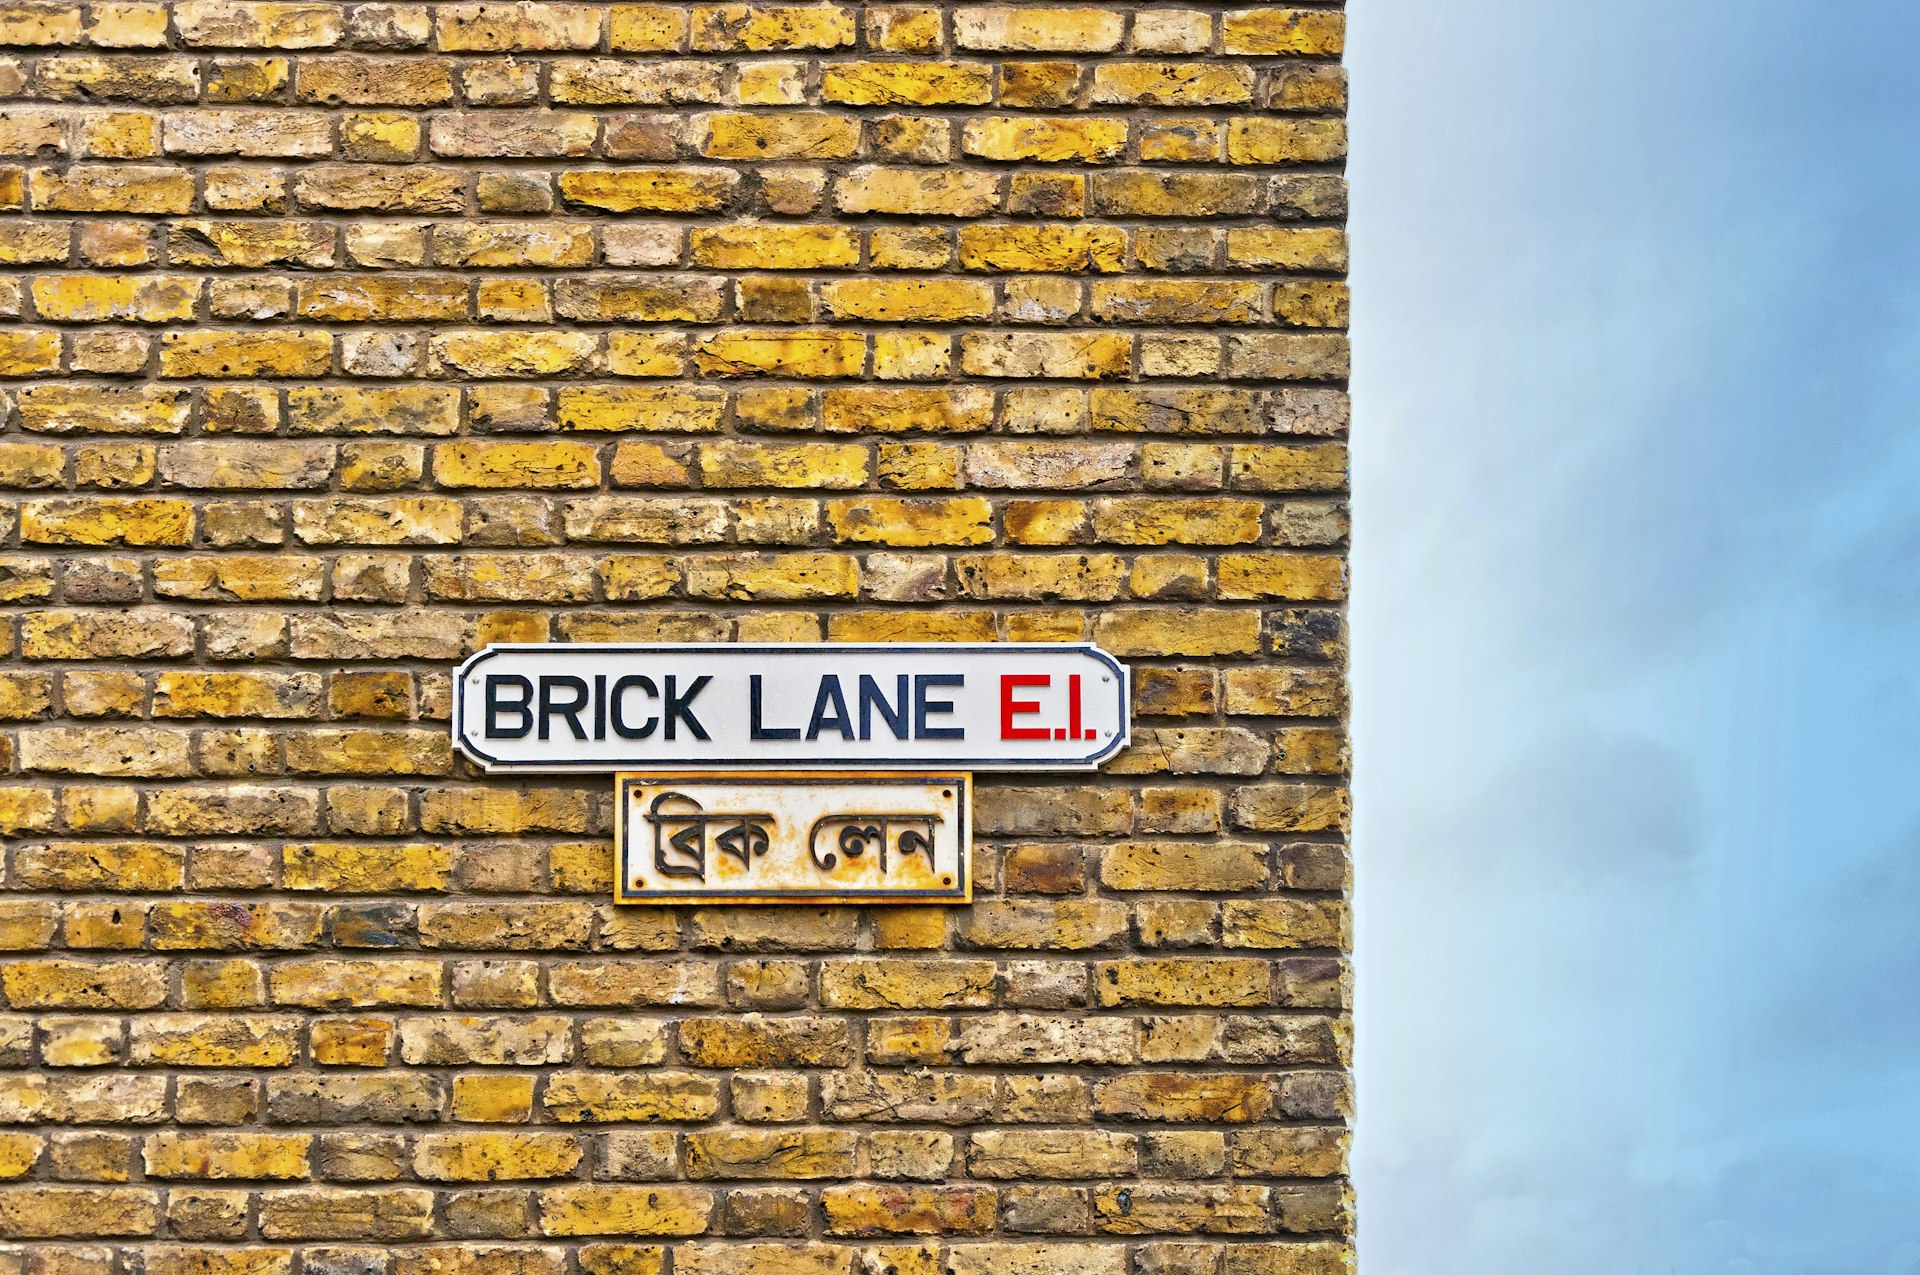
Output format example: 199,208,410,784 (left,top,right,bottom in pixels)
1000,674,1051,740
